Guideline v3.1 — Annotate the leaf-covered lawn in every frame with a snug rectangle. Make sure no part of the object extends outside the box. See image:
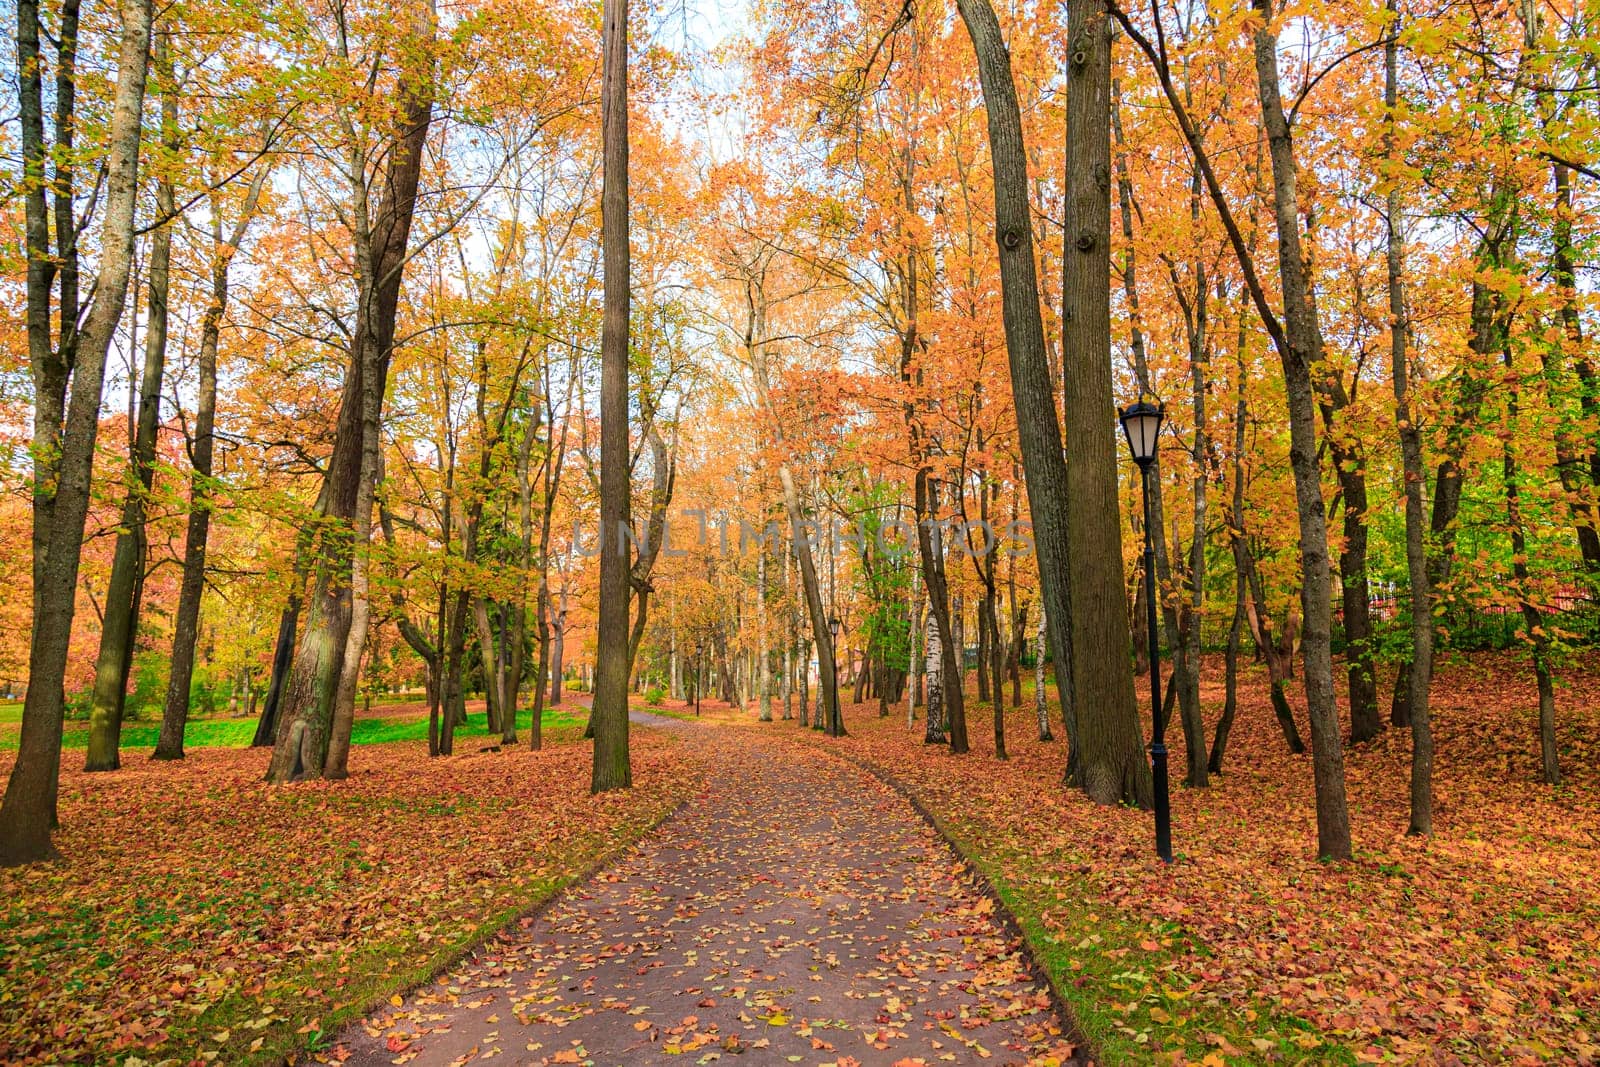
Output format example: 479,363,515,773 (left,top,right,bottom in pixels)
0,722,700,1066
0,705,580,750
783,652,1600,1064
